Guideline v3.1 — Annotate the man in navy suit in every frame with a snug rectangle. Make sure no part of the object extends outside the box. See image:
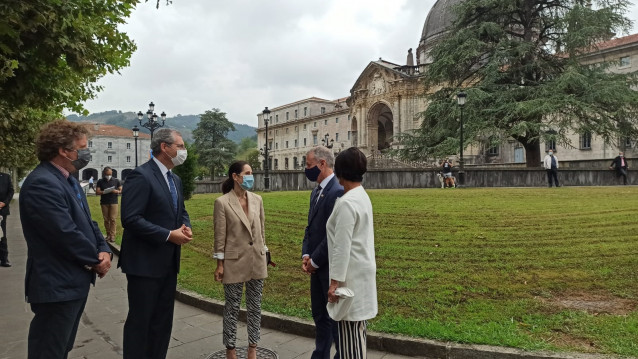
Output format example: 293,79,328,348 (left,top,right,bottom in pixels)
302,146,344,359
119,128,193,359
20,120,112,359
